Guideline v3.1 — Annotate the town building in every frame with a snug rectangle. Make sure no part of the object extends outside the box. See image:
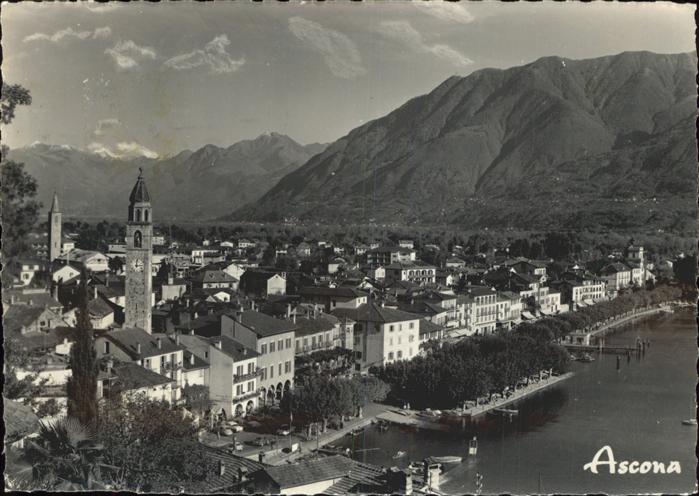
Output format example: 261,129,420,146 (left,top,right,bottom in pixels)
208,335,260,417
332,302,421,372
240,269,286,297
297,286,368,312
94,327,185,403
221,310,297,405
385,261,437,285
366,246,416,267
